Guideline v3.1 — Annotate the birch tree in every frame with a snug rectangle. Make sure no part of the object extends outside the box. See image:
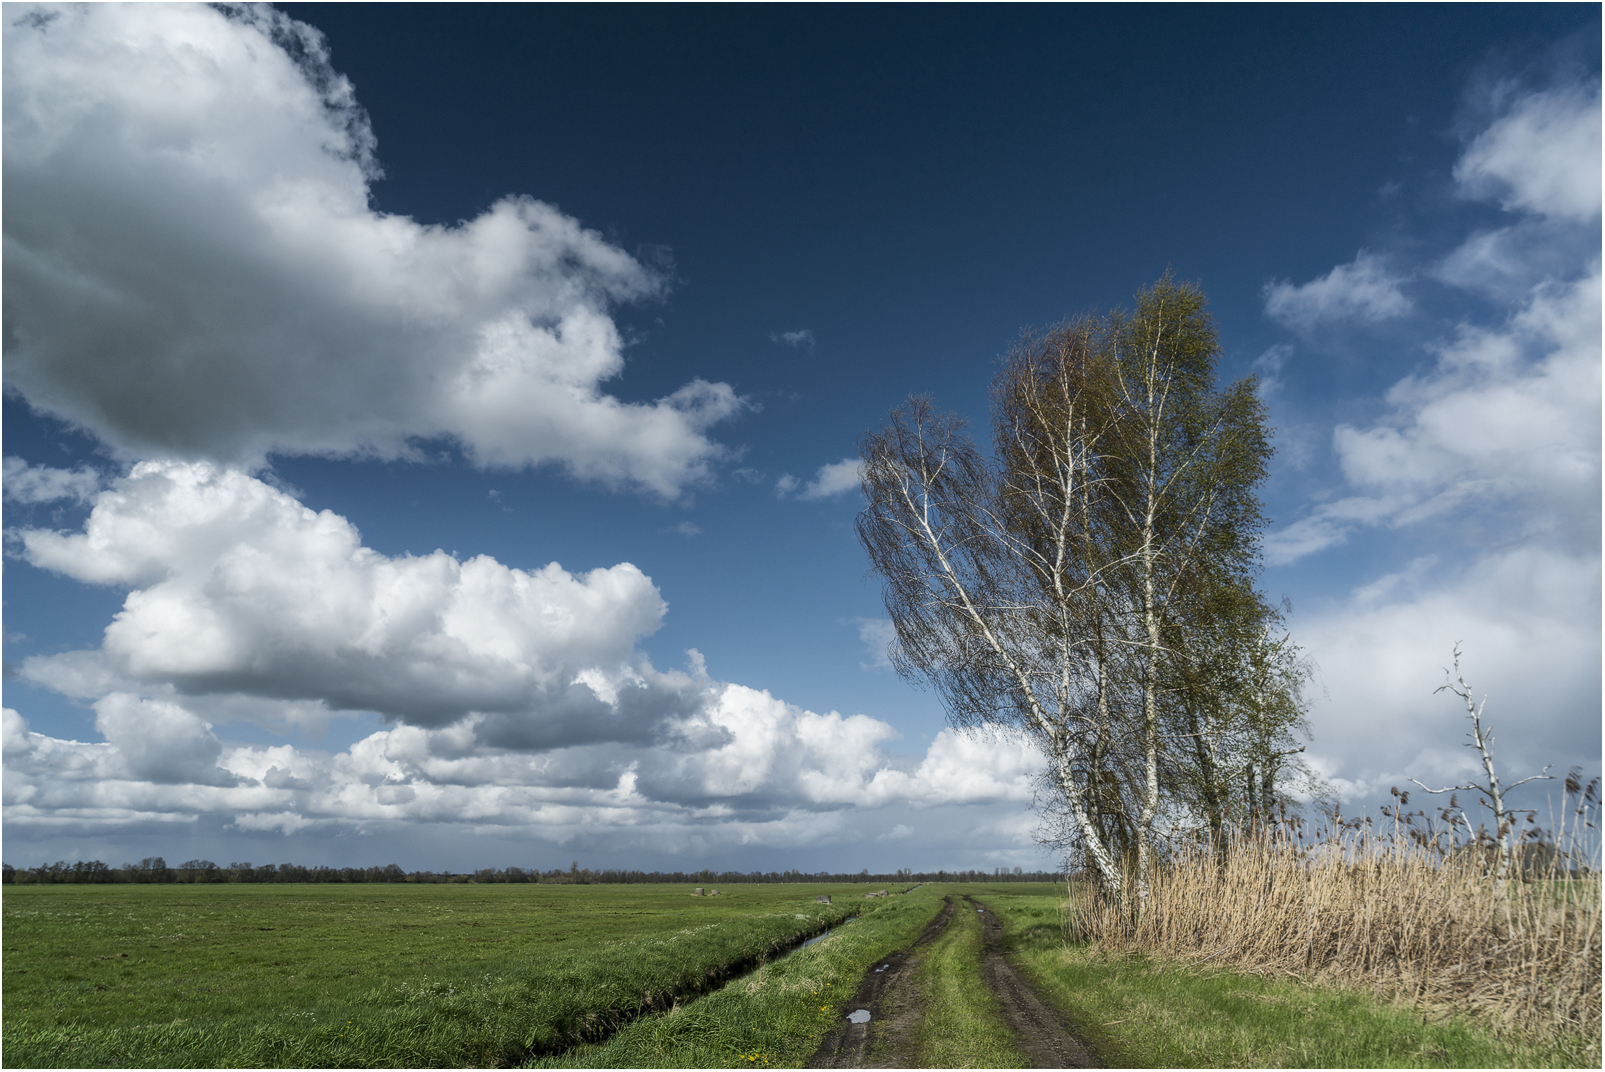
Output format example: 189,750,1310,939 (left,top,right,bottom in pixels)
859,323,1130,892
1093,276,1272,901
1411,645,1554,879
1167,602,1319,855
858,275,1277,908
